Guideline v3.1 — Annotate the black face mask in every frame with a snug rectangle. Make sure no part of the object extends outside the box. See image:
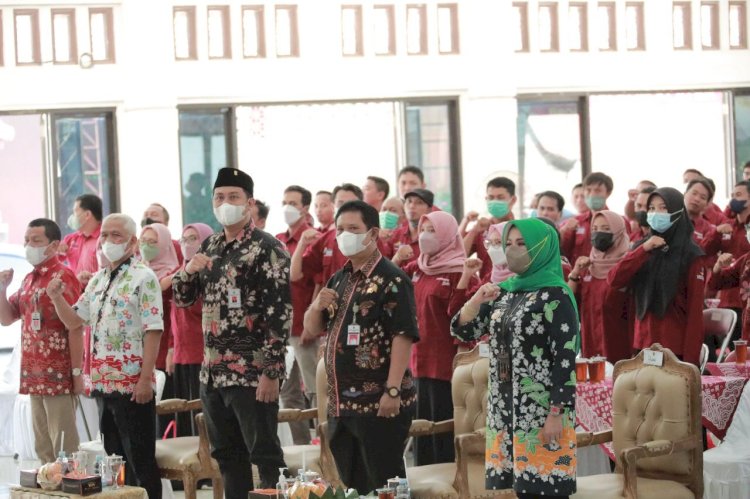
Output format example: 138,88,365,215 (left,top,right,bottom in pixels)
634,211,649,228
141,217,157,228
591,231,615,252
